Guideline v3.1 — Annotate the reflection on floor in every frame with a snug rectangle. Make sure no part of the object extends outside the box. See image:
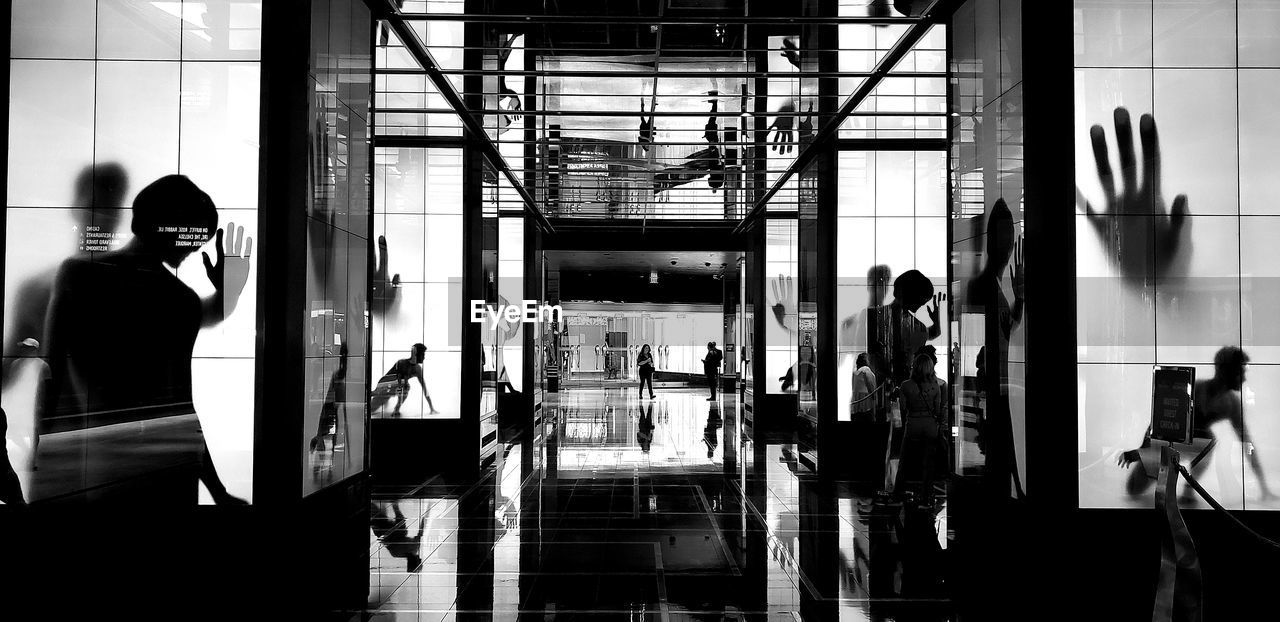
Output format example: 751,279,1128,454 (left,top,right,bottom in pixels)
354,388,953,621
